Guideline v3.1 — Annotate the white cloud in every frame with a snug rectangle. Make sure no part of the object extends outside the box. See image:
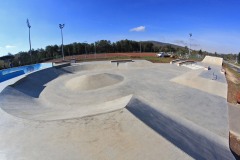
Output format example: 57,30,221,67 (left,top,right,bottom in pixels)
130,26,145,32
5,45,16,49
